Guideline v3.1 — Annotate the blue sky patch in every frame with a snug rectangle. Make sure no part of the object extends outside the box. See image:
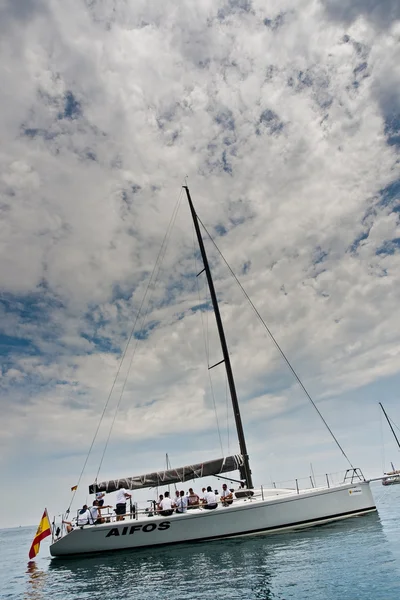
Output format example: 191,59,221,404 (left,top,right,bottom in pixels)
61,91,82,120
218,0,252,21
263,12,285,30
349,230,370,253
257,109,284,136
23,127,56,140
191,301,212,314
133,320,160,340
379,179,400,211
313,247,329,265
215,109,235,132
385,114,400,147
0,334,36,357
376,237,400,256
